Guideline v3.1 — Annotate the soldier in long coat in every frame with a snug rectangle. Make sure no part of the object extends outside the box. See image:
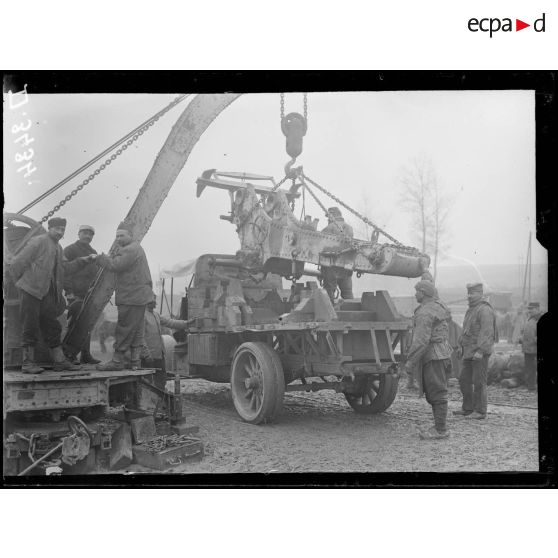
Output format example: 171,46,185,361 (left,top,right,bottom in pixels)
403,280,453,439
95,222,153,371
8,217,94,373
454,283,497,420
